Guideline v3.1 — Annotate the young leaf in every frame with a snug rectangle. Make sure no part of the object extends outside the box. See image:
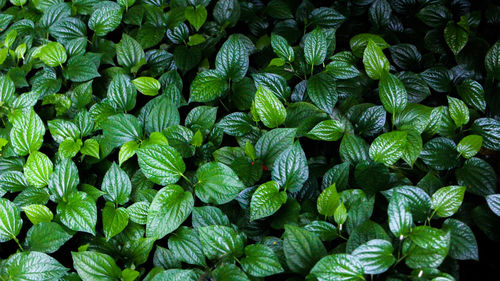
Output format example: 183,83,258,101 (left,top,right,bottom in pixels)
304,28,327,66
457,135,483,159
136,144,186,185
72,251,121,281
195,162,245,204
250,181,287,221
363,39,390,80
431,186,466,218
254,86,286,128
